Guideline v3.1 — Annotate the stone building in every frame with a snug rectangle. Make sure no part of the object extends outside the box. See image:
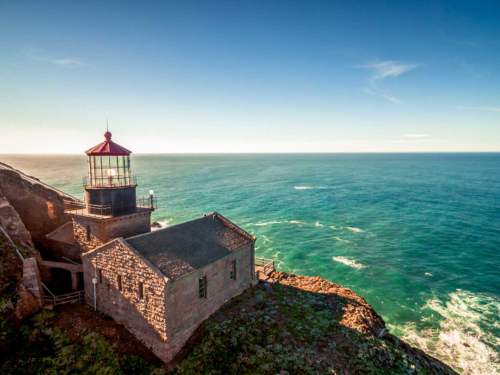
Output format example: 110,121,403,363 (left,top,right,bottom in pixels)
49,131,256,363
82,212,255,362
